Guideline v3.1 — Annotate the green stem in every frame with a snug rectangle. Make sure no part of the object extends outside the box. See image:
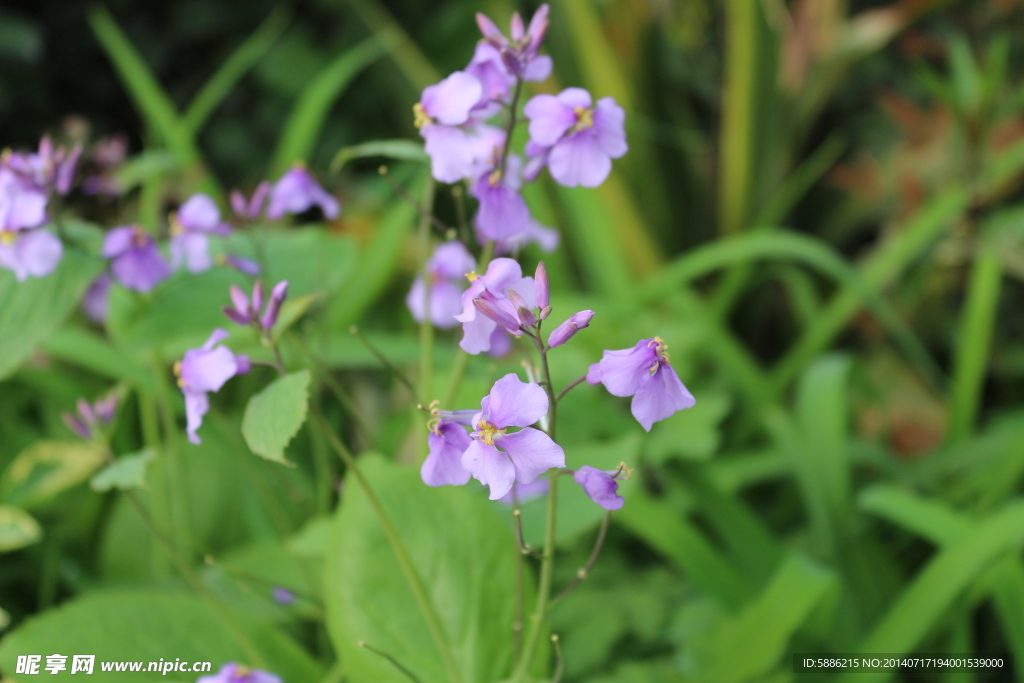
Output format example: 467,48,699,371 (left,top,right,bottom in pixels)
138,390,170,576
418,176,437,460
152,355,194,559
310,407,462,683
